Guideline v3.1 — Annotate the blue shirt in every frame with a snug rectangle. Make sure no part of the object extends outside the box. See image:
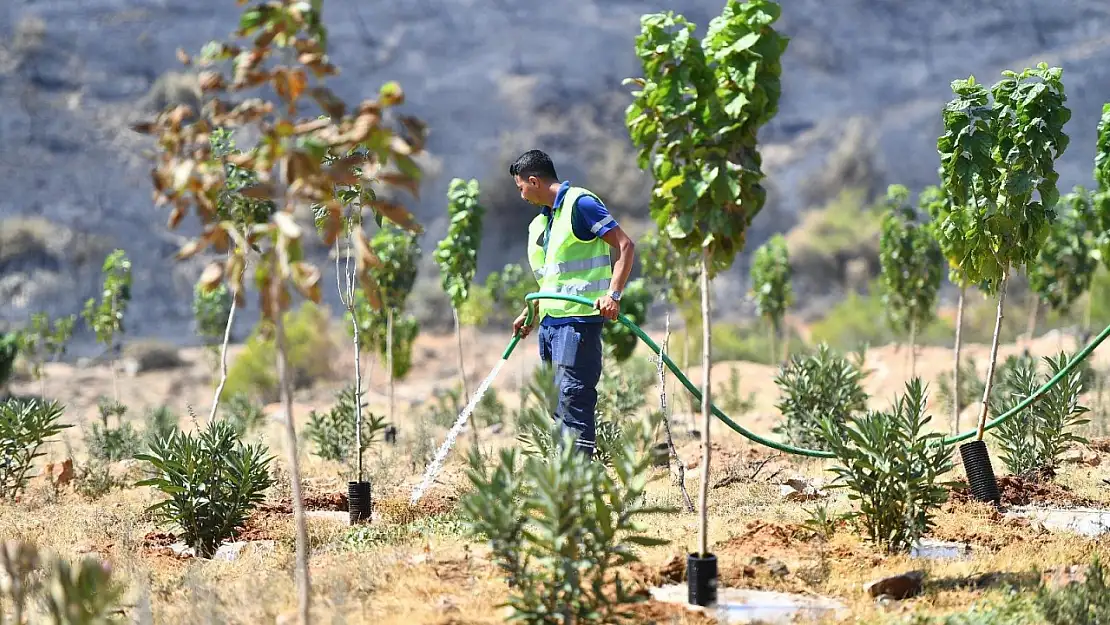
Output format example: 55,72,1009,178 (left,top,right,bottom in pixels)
539,181,618,327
